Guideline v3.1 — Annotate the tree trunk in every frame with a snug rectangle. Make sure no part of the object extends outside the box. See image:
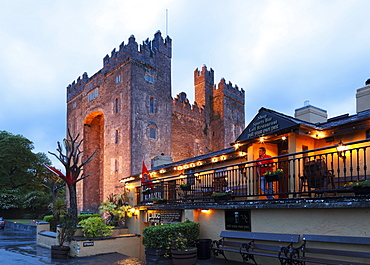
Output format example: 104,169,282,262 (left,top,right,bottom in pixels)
68,183,78,225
